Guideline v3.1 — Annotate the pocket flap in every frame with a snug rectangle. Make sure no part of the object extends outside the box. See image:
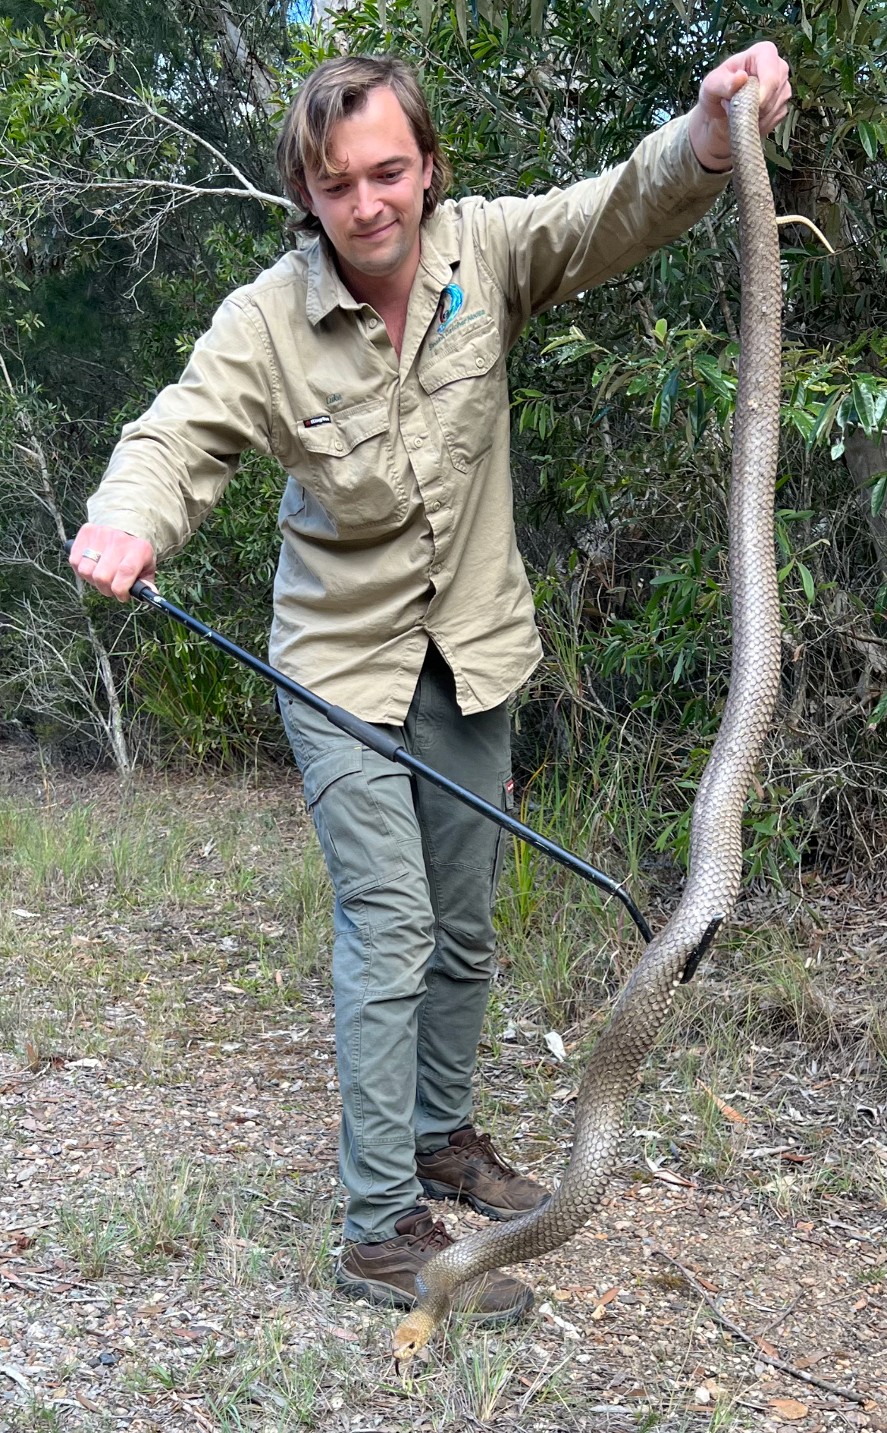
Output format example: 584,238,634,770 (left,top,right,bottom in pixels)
296,400,390,458
419,322,501,394
300,744,364,807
